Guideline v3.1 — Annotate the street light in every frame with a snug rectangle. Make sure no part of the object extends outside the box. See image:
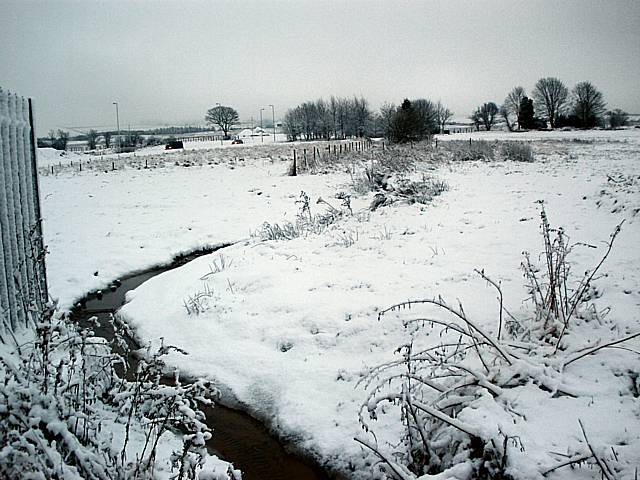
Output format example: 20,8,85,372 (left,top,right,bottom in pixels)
269,104,276,143
260,108,264,143
112,102,120,154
